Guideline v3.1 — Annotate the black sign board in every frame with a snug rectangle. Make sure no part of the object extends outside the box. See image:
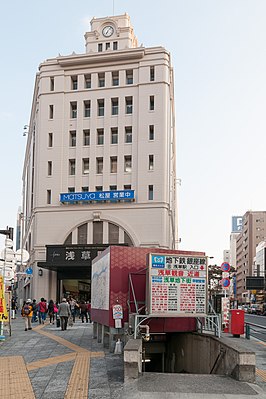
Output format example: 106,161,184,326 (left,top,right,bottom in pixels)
246,277,265,290
46,244,109,267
